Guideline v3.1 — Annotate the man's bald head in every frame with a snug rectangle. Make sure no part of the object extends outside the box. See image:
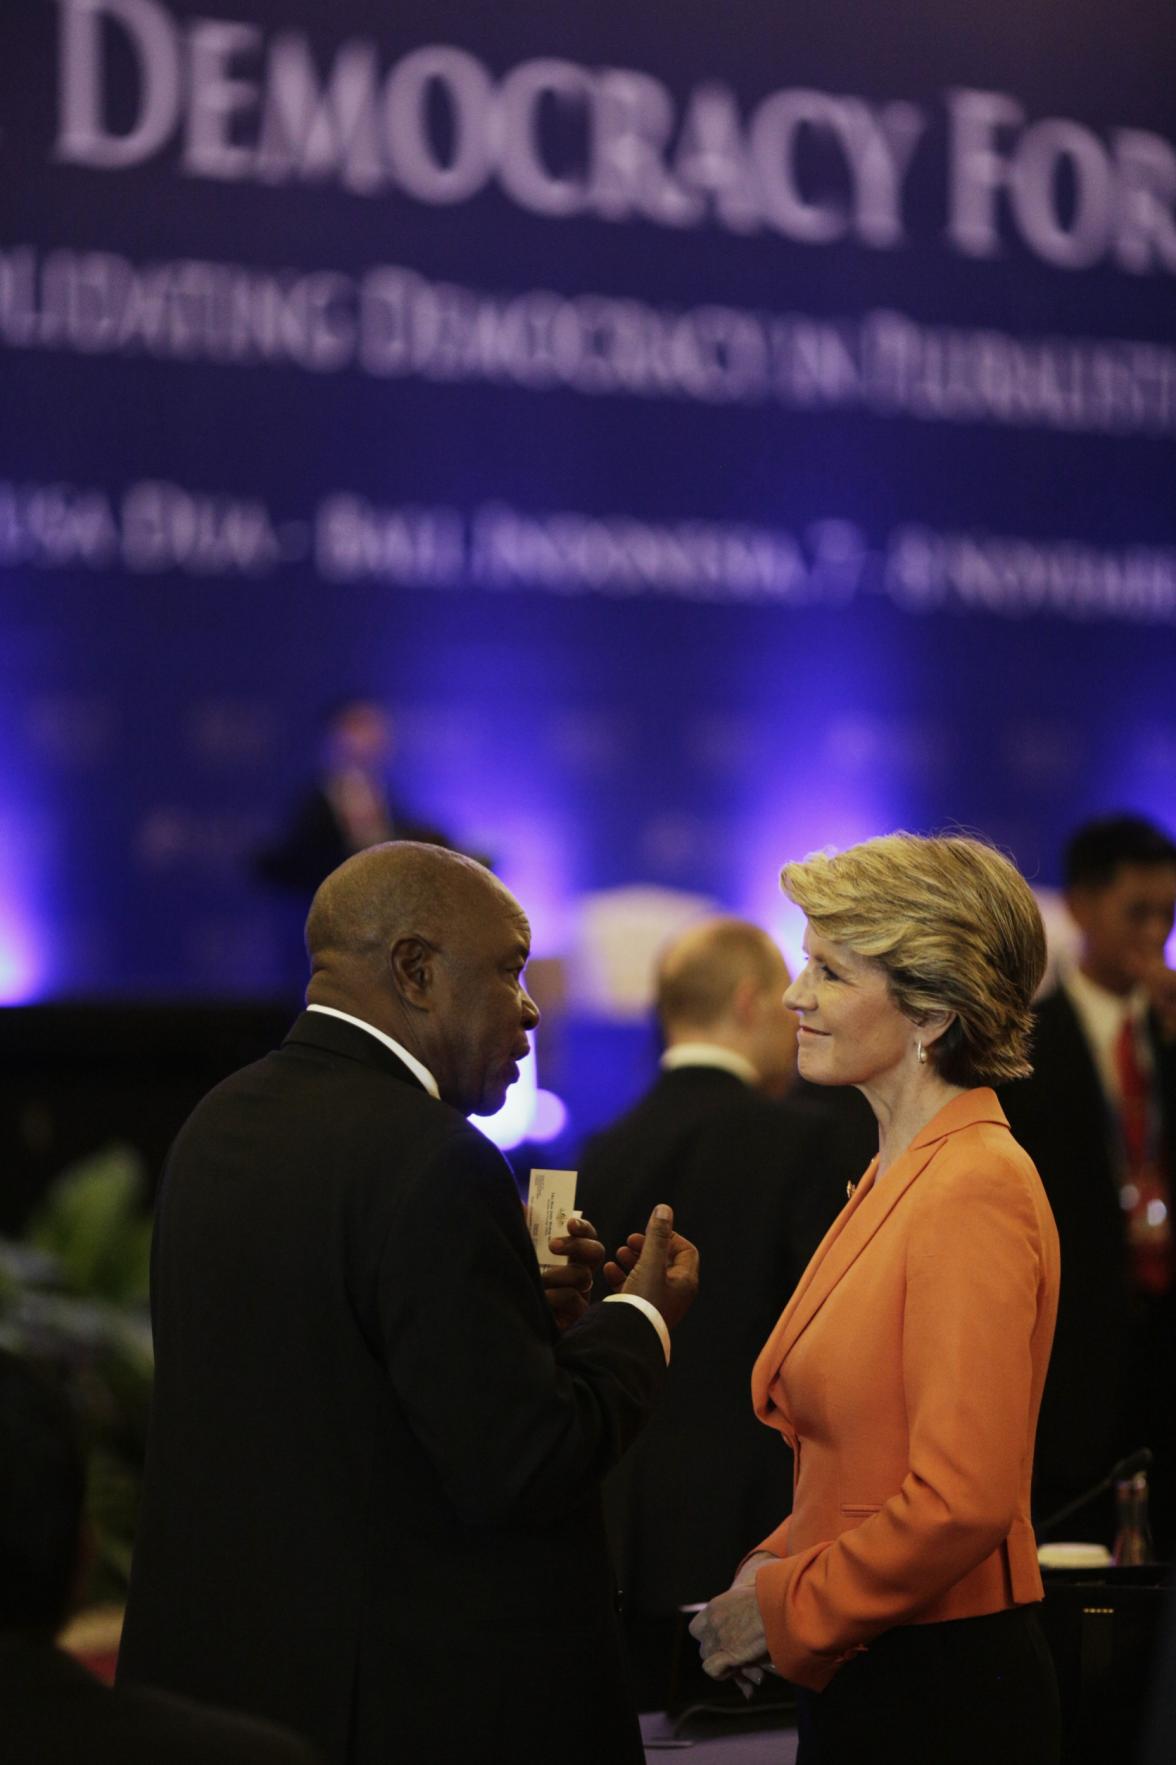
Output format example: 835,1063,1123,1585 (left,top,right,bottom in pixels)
656,917,797,1093
304,843,538,1116
305,841,507,984
656,918,785,1032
